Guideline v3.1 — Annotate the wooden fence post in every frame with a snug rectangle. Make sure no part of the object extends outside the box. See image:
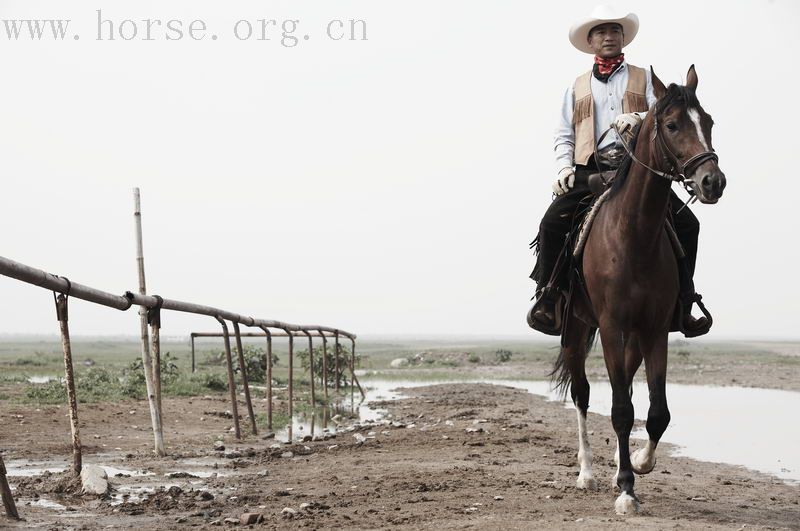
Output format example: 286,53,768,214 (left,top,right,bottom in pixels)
0,454,19,519
259,326,273,431
216,317,241,439
287,331,294,441
232,321,258,435
334,332,340,391
320,331,329,403
54,292,81,475
304,331,315,407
